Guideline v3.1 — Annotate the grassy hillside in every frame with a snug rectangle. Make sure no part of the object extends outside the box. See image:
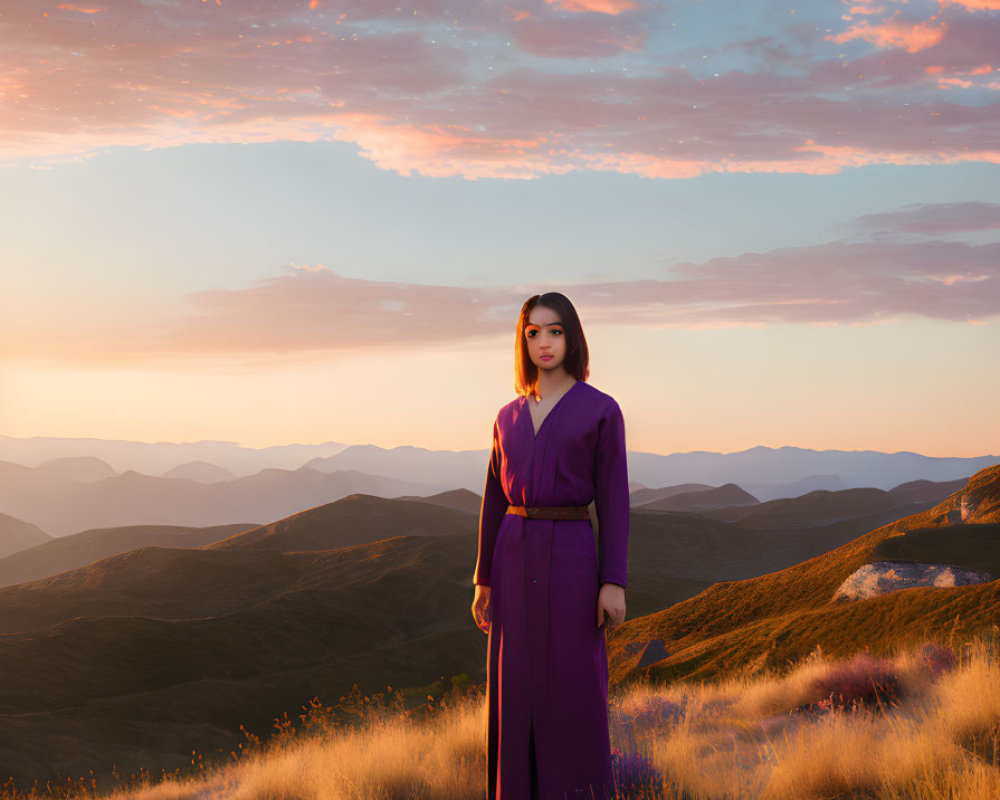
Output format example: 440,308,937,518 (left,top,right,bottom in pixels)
12,635,1000,800
0,473,987,789
610,464,1000,685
